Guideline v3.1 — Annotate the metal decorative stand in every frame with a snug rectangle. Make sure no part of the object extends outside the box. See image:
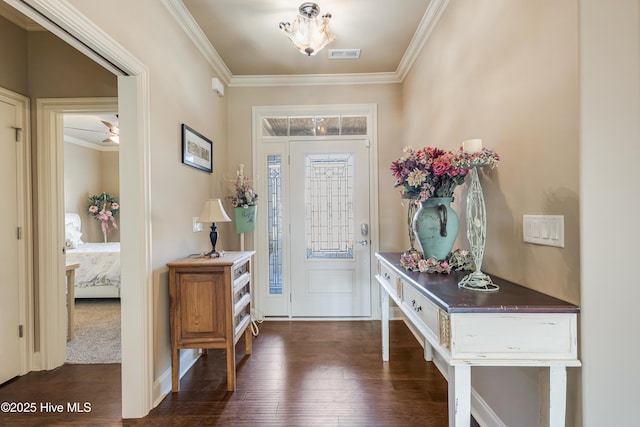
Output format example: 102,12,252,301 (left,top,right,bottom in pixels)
458,167,499,292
